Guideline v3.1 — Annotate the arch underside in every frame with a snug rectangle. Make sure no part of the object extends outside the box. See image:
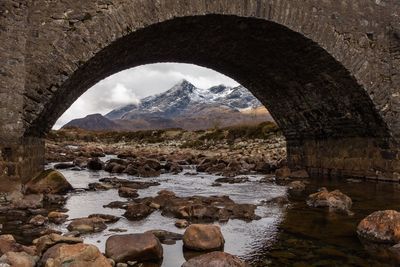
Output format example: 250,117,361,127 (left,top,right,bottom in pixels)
25,15,390,142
